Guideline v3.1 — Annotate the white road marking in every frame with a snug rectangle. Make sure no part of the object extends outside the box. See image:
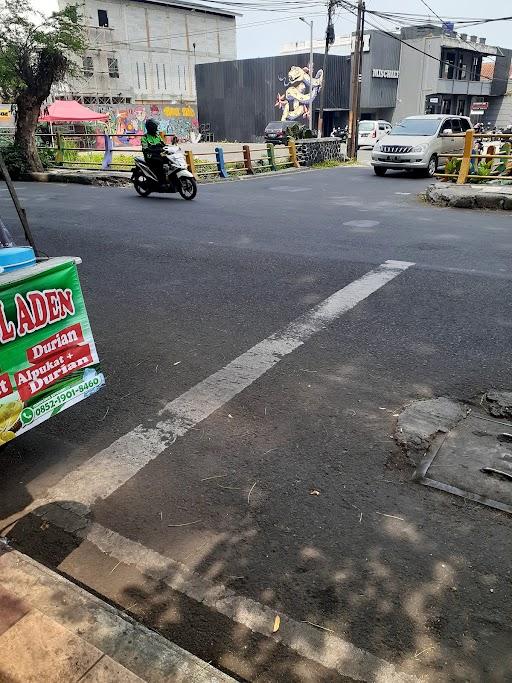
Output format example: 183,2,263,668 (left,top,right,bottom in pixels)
38,260,414,508
343,220,380,228
24,259,416,681
52,519,415,683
